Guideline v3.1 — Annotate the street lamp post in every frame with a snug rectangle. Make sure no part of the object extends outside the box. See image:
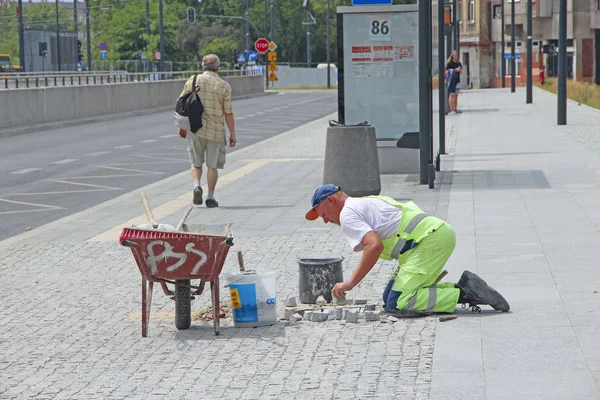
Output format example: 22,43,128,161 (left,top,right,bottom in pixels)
511,0,515,93
158,0,165,72
526,0,532,103
55,0,62,71
501,0,505,88
85,0,91,71
557,0,567,125
18,0,25,71
326,0,330,88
